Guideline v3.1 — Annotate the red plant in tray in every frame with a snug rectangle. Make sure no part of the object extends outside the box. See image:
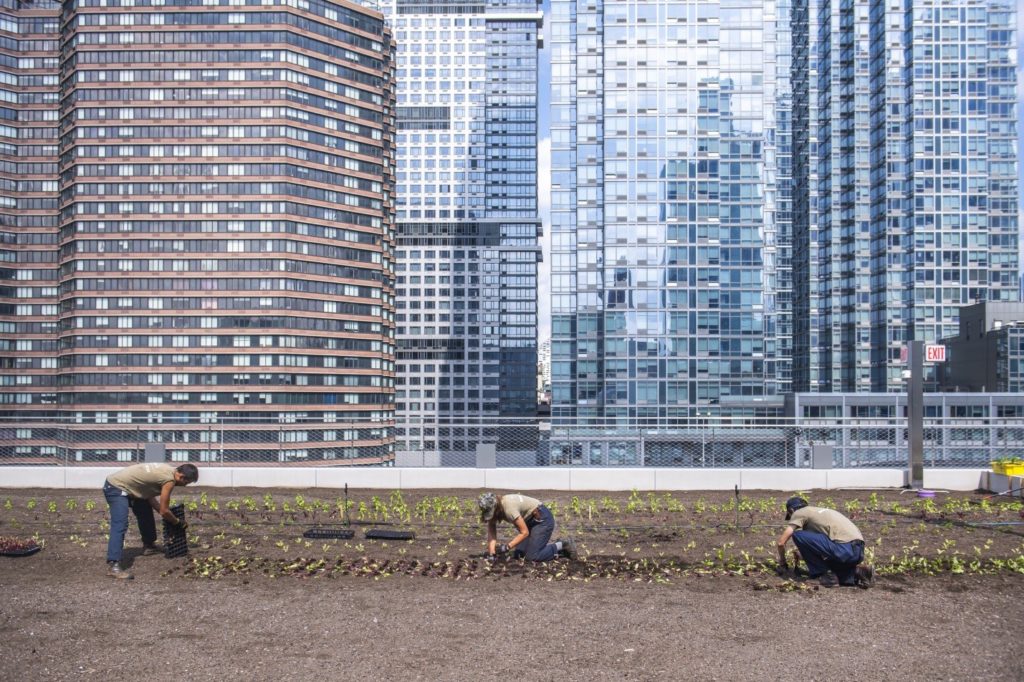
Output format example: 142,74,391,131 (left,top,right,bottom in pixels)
0,535,41,555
